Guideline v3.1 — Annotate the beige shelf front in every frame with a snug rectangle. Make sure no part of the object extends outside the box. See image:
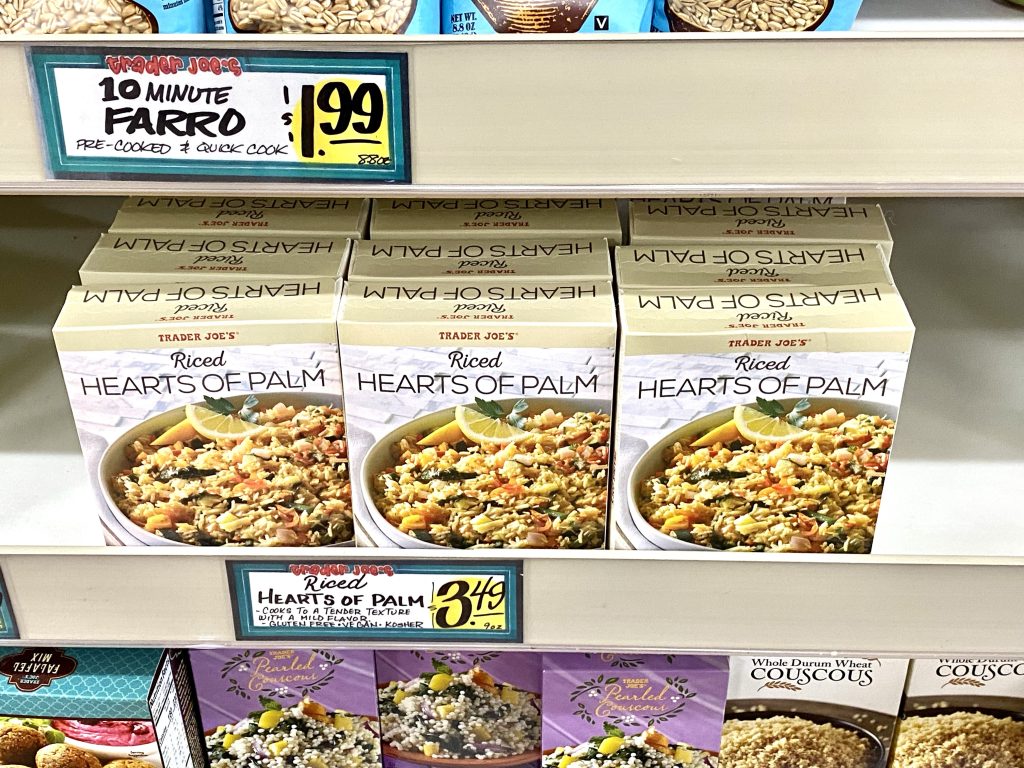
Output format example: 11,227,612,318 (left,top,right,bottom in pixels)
2,30,1024,194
